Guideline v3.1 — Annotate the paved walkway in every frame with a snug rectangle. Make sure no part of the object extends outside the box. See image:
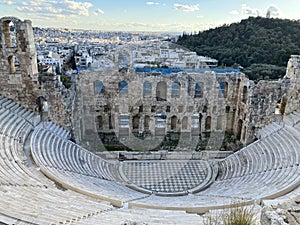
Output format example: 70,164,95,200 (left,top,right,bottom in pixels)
120,160,214,194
